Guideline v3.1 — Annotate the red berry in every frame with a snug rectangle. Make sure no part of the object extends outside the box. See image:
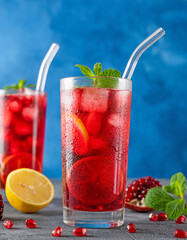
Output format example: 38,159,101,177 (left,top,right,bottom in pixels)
175,215,186,224
125,177,161,202
25,219,37,228
174,229,187,238
3,220,13,229
127,223,136,233
158,213,168,221
0,194,4,220
52,226,63,237
149,213,158,222
73,227,87,237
